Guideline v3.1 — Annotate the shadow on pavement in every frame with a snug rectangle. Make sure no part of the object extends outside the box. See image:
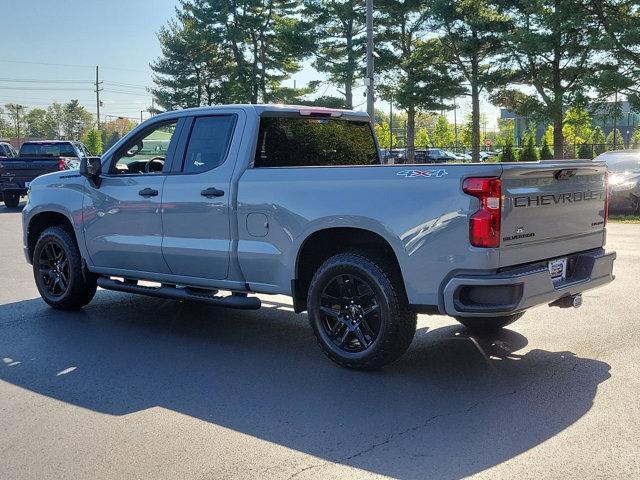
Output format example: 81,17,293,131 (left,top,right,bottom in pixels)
0,292,611,479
